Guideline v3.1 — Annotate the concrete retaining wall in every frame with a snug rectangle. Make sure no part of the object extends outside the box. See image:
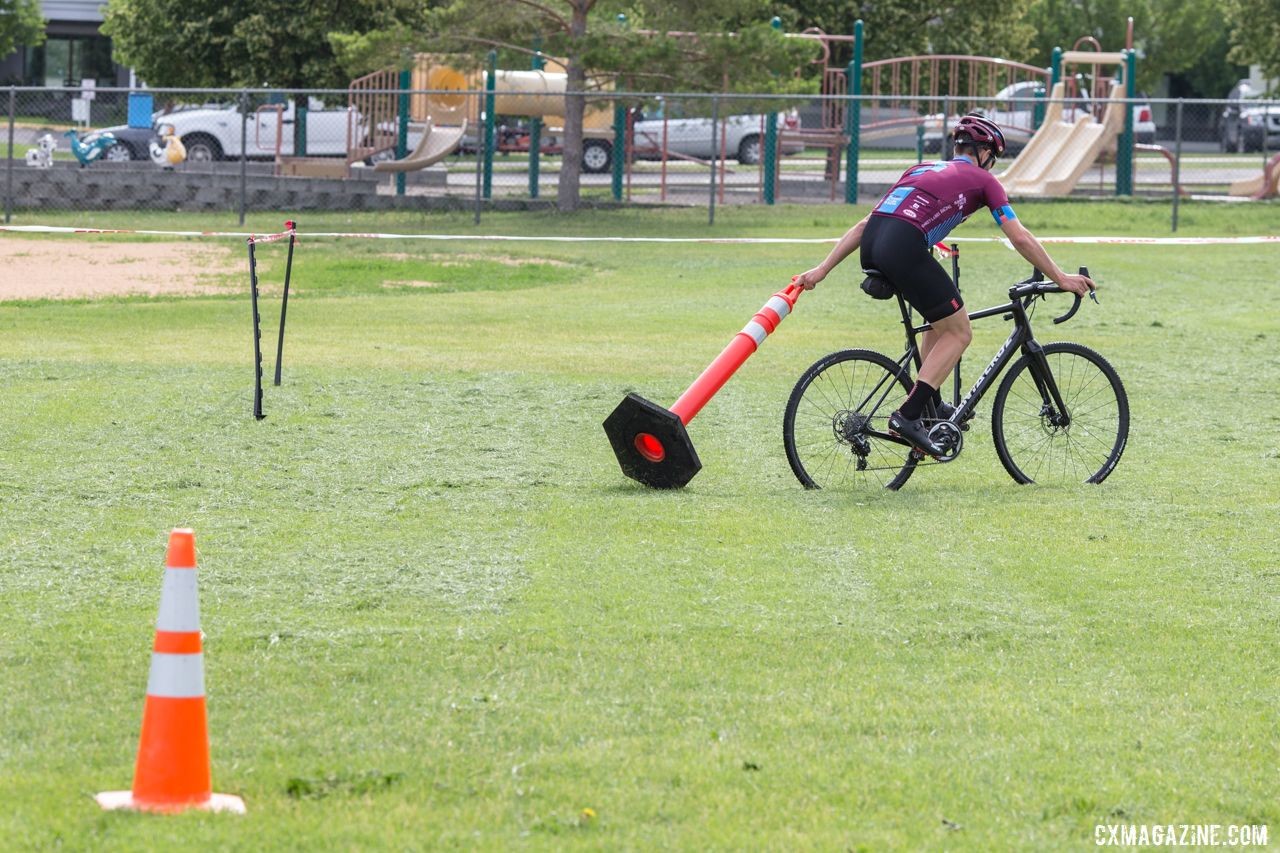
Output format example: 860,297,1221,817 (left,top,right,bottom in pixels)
0,159,468,212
